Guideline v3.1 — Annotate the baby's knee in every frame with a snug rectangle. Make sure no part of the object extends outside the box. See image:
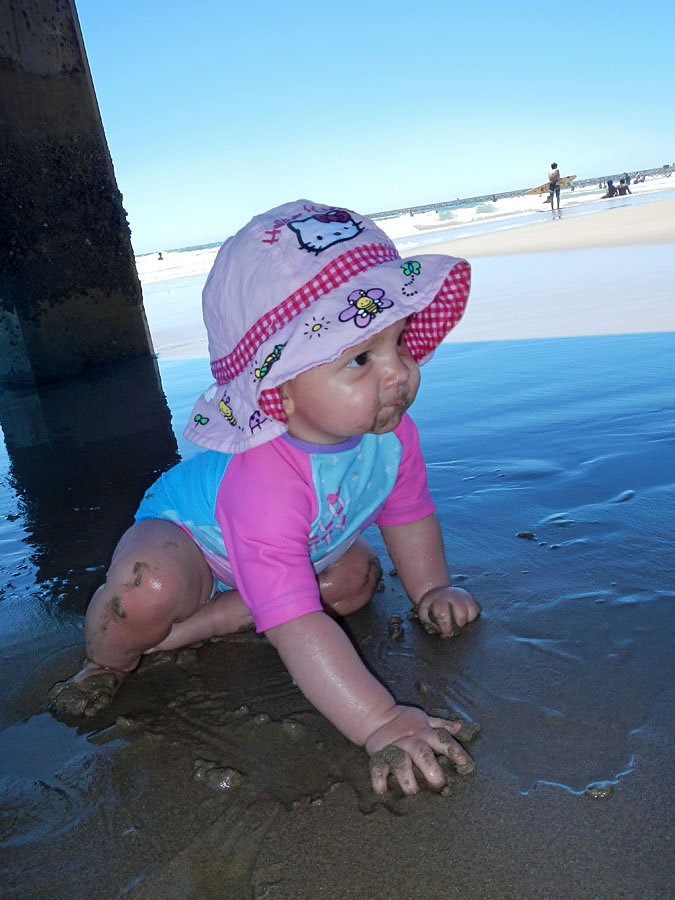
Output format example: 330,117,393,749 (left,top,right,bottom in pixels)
324,551,382,617
90,556,193,628
83,568,194,667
